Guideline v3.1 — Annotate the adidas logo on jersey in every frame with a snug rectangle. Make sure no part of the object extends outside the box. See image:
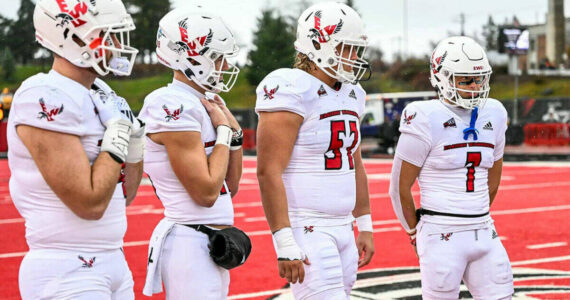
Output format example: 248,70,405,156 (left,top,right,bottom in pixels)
443,118,456,128
348,89,357,100
483,121,493,130
317,85,327,97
